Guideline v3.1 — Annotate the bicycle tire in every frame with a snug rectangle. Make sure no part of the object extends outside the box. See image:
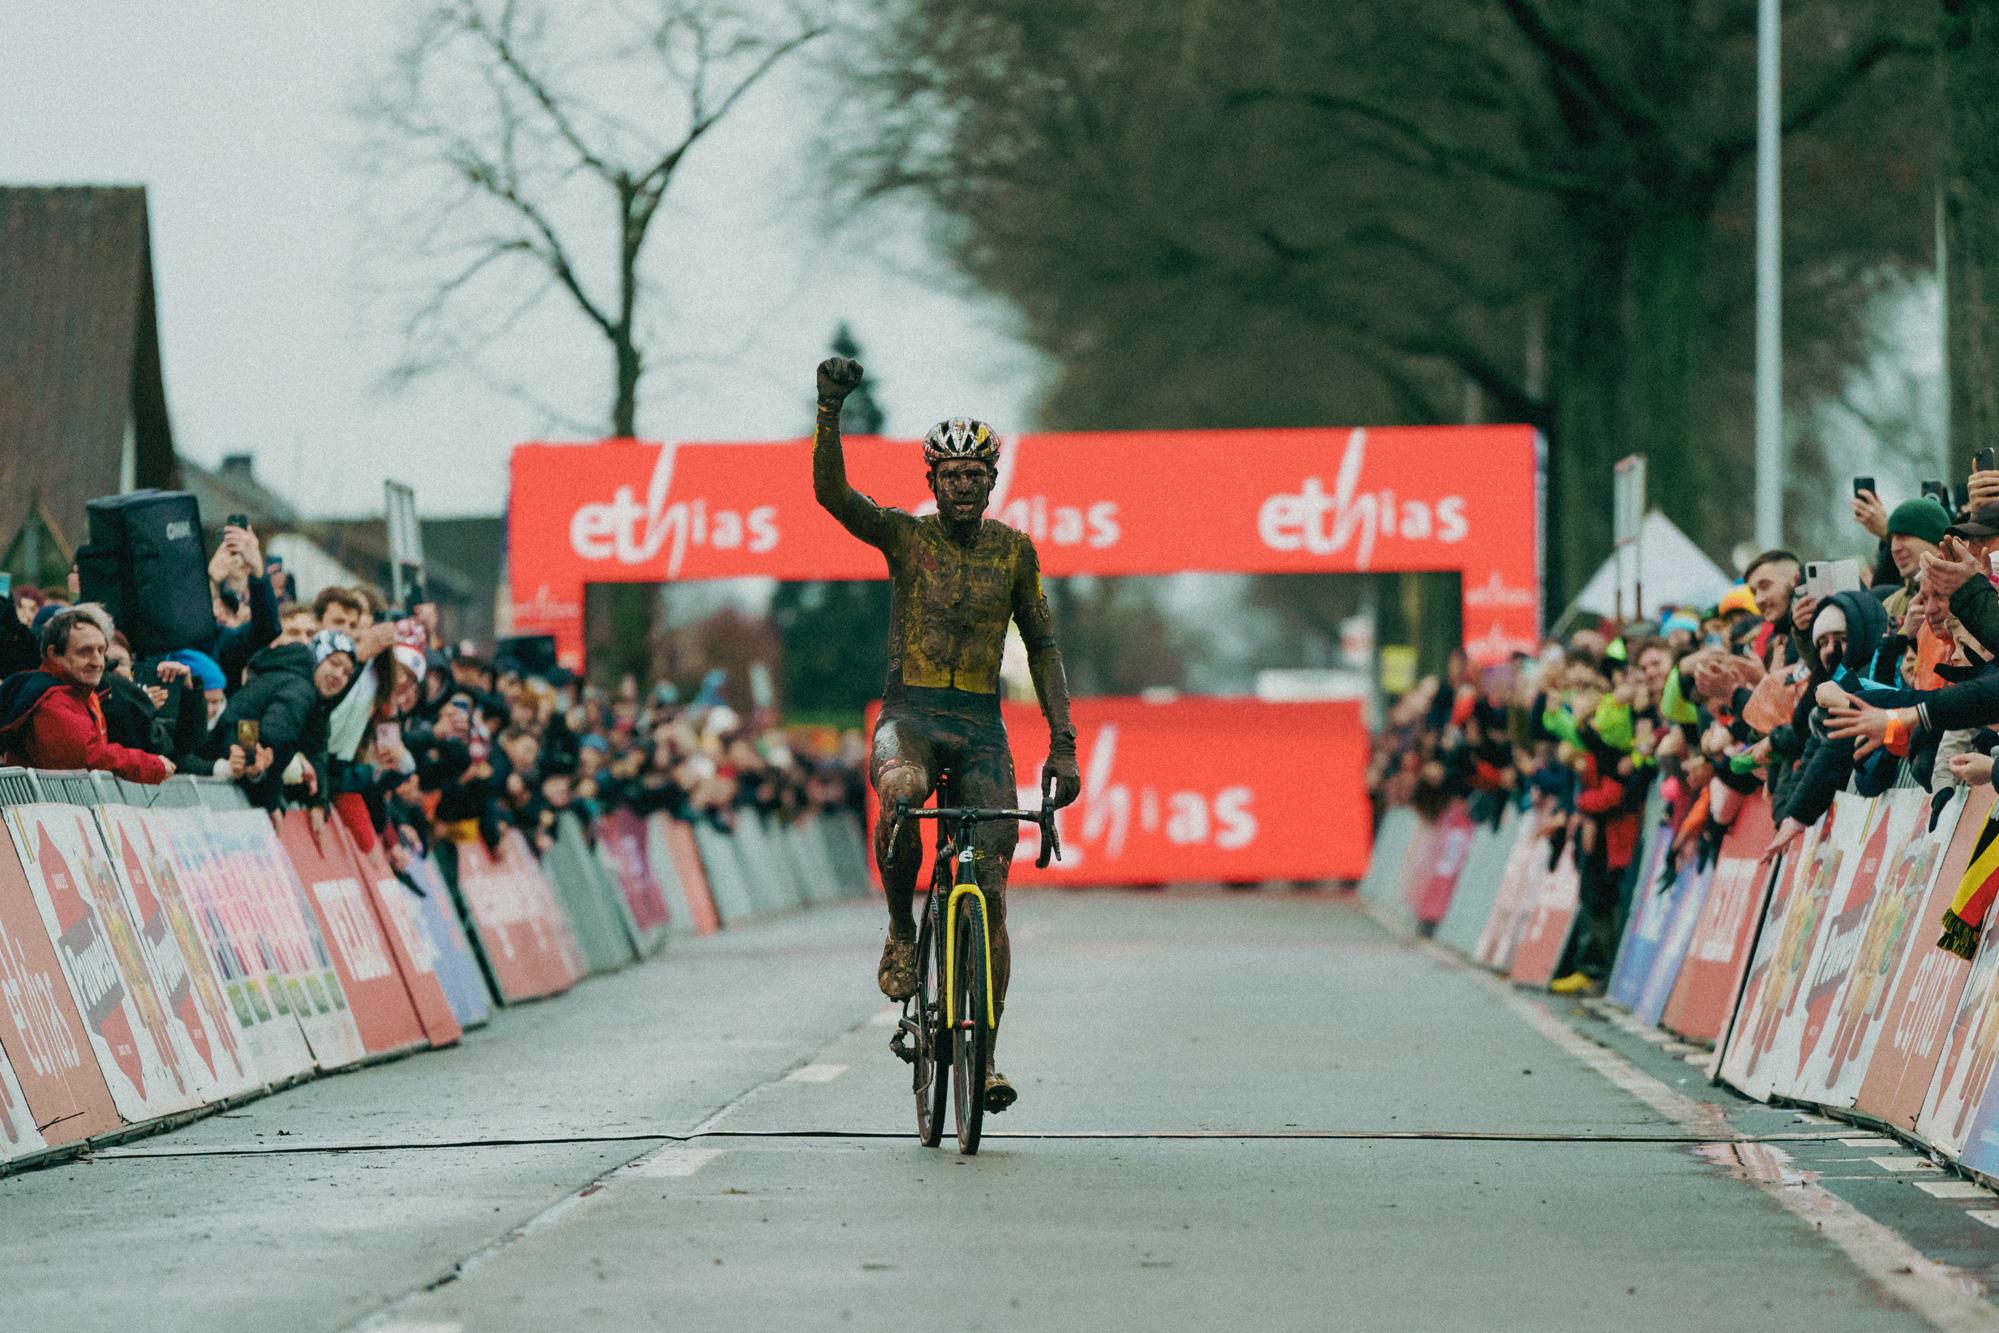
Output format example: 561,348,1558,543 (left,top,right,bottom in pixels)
951,891,990,1155
912,894,948,1147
